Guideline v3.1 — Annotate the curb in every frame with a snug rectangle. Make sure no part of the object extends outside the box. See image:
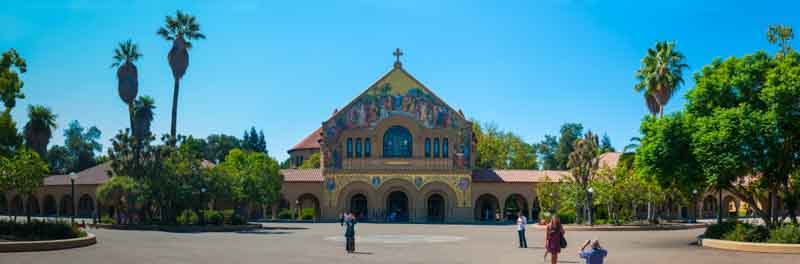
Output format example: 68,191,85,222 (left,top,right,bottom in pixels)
91,224,262,232
532,223,707,231
700,238,800,254
0,233,96,252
